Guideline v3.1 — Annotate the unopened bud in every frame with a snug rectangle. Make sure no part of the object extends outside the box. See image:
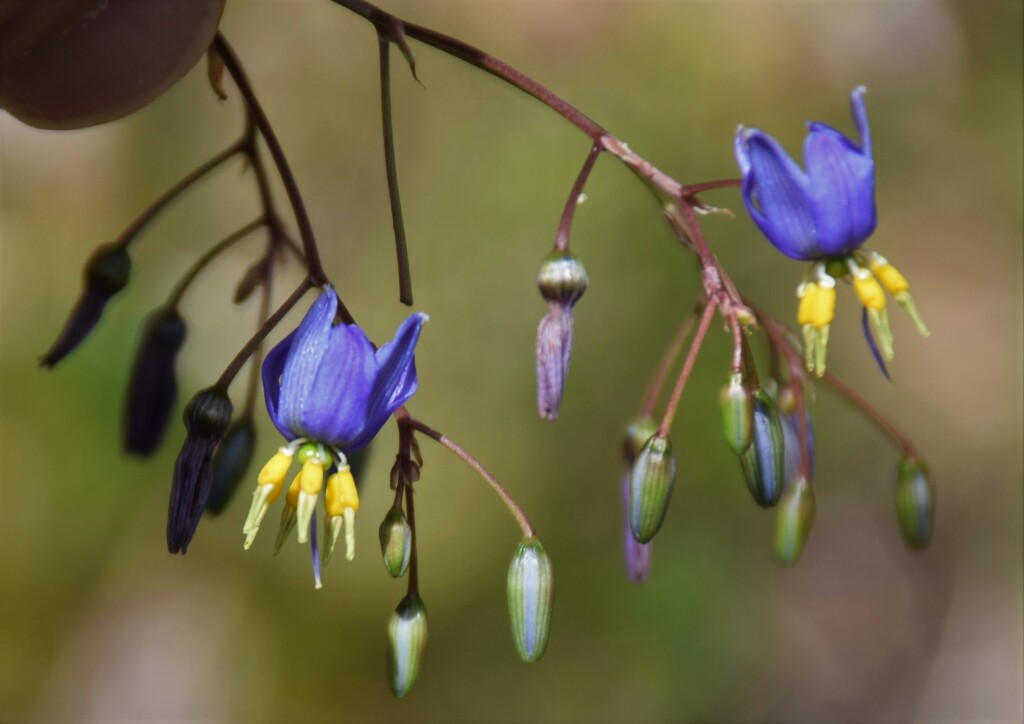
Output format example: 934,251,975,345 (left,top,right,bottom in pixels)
379,507,413,578
739,390,785,508
507,536,554,664
628,434,676,543
387,594,428,699
781,410,815,488
40,242,132,367
774,476,816,567
719,373,753,454
537,251,588,306
167,386,233,554
622,416,658,464
894,457,935,550
536,305,574,421
123,306,187,455
206,417,257,515
621,475,652,582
